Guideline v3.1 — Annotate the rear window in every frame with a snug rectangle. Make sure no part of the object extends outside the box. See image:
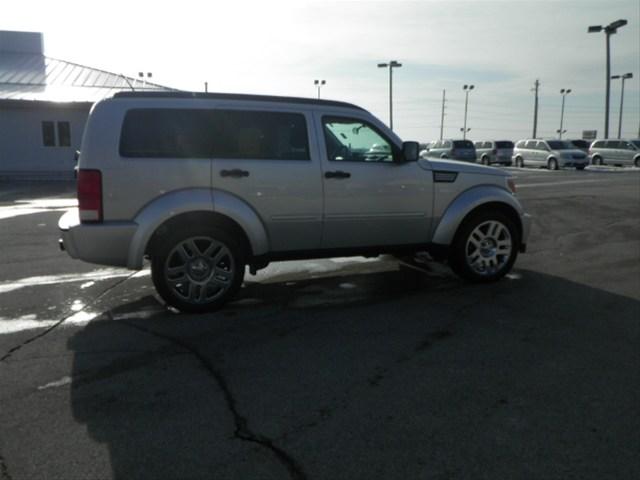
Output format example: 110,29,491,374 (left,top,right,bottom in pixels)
453,140,474,149
120,108,310,160
495,141,514,148
591,140,604,148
